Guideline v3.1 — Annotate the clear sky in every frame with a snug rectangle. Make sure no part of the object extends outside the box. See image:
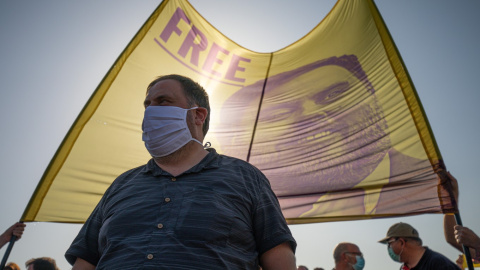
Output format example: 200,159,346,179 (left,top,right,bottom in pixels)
1,1,479,269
